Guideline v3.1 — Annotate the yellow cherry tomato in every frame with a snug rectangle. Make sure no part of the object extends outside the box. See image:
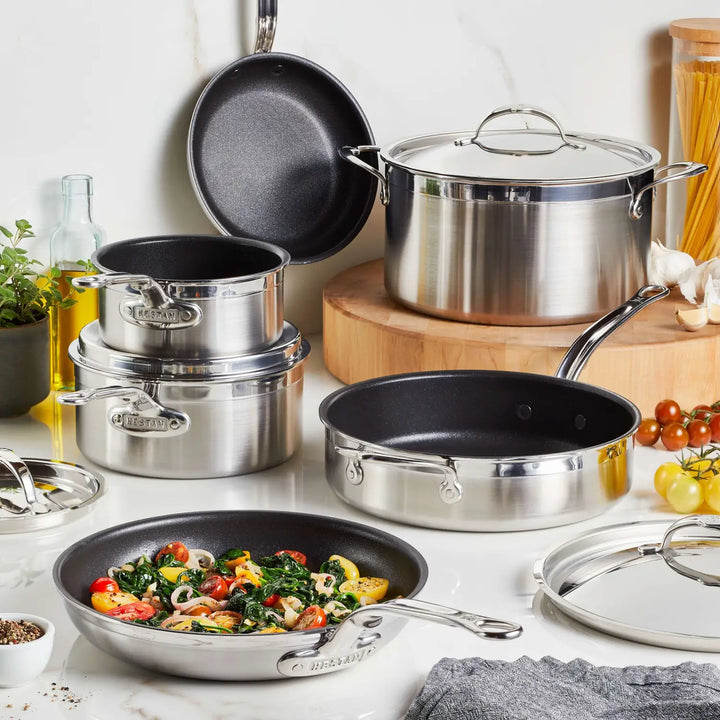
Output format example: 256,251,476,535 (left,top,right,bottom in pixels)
169,616,221,632
258,627,287,634
653,462,686,499
158,565,189,583
705,476,720,513
91,590,139,614
339,577,389,602
666,472,704,513
329,554,360,581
